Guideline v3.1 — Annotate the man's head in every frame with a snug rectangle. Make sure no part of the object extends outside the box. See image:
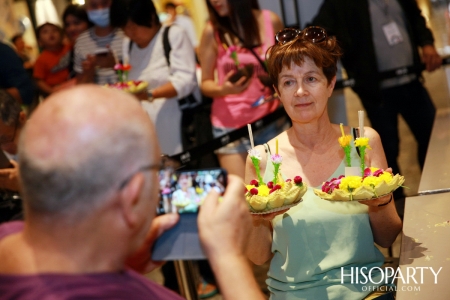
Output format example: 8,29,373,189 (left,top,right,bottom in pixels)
36,23,63,50
18,85,160,250
0,89,26,155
